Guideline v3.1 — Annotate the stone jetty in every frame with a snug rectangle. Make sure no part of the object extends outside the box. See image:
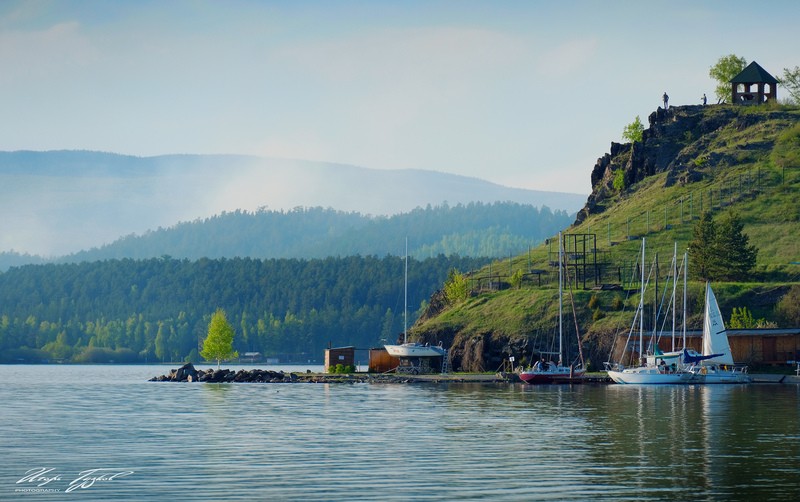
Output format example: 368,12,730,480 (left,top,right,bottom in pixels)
149,363,516,384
